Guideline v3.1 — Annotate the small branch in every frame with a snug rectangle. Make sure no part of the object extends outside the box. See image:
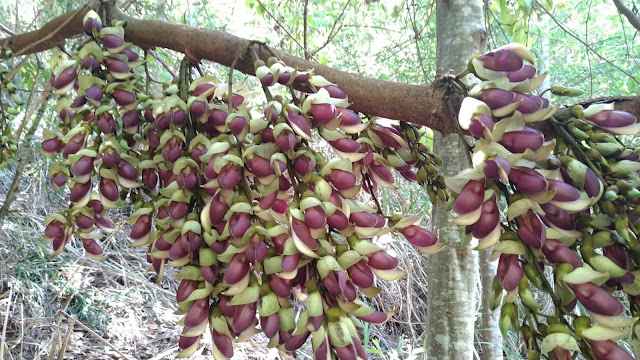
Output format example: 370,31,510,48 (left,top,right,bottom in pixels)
613,0,640,32
365,174,383,215
58,311,131,359
550,117,605,185
535,0,640,86
0,288,13,360
310,0,351,56
585,0,594,97
0,85,50,224
0,23,15,36
13,68,47,139
303,0,309,60
148,50,178,80
254,0,318,62
15,1,93,57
